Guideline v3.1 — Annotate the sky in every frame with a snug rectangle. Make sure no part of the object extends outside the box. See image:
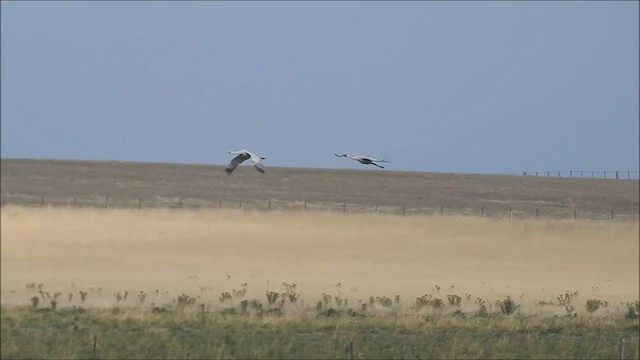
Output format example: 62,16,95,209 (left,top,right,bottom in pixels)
1,1,638,174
